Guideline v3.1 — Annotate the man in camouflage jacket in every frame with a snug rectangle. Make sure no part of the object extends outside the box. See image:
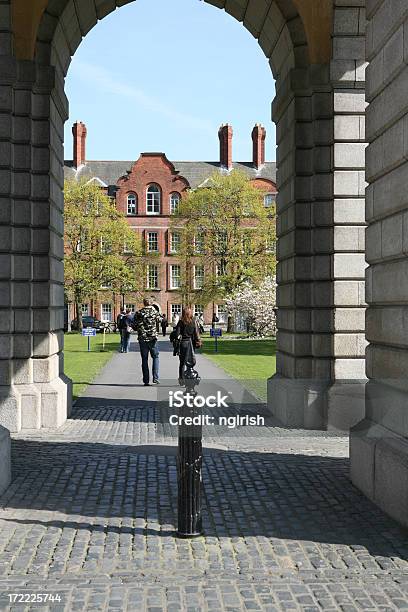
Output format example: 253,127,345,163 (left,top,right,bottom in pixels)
134,298,162,385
